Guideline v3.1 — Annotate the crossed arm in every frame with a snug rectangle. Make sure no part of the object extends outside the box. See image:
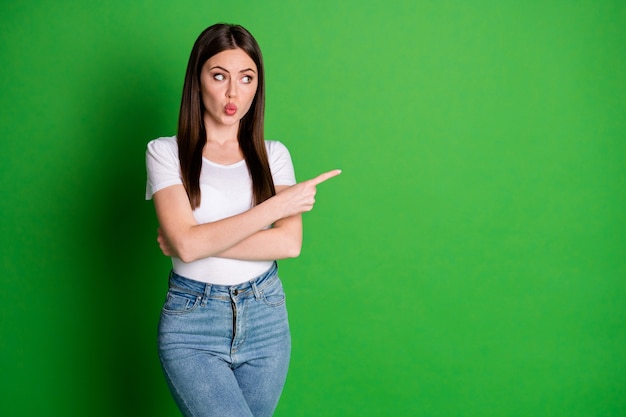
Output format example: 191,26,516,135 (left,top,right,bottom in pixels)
153,170,341,263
